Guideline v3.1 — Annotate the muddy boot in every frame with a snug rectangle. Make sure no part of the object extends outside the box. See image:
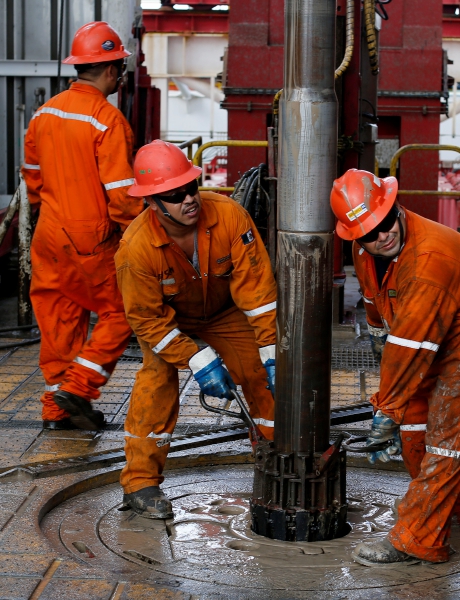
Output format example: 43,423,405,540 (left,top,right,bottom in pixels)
122,486,174,520
352,537,421,566
53,391,105,431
